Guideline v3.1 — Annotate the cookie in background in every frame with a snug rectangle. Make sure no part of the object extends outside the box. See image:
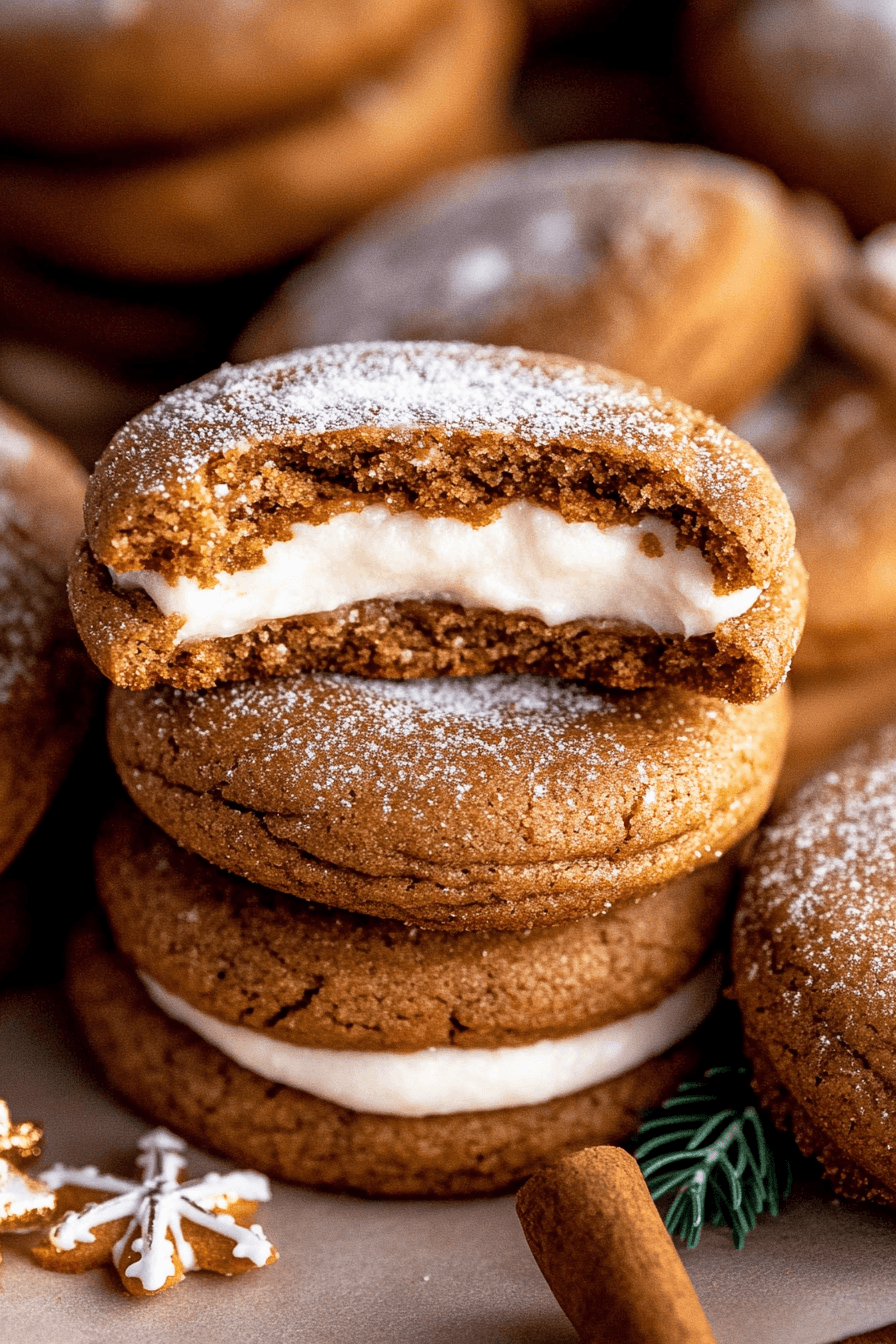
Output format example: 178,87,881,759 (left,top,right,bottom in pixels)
734,216,896,800
235,142,810,423
0,0,522,283
0,401,100,979
683,0,896,234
